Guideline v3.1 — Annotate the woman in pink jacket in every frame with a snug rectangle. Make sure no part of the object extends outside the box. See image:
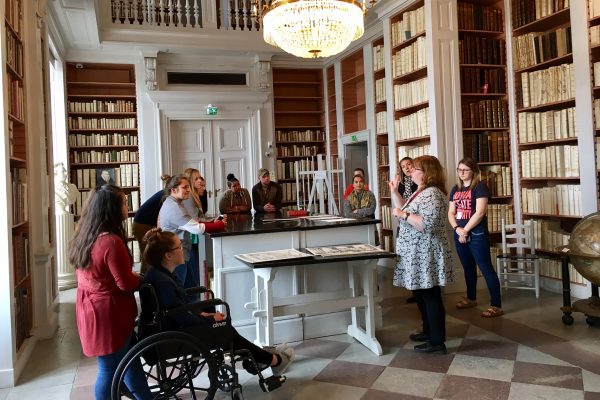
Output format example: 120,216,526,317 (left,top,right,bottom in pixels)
68,184,150,399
